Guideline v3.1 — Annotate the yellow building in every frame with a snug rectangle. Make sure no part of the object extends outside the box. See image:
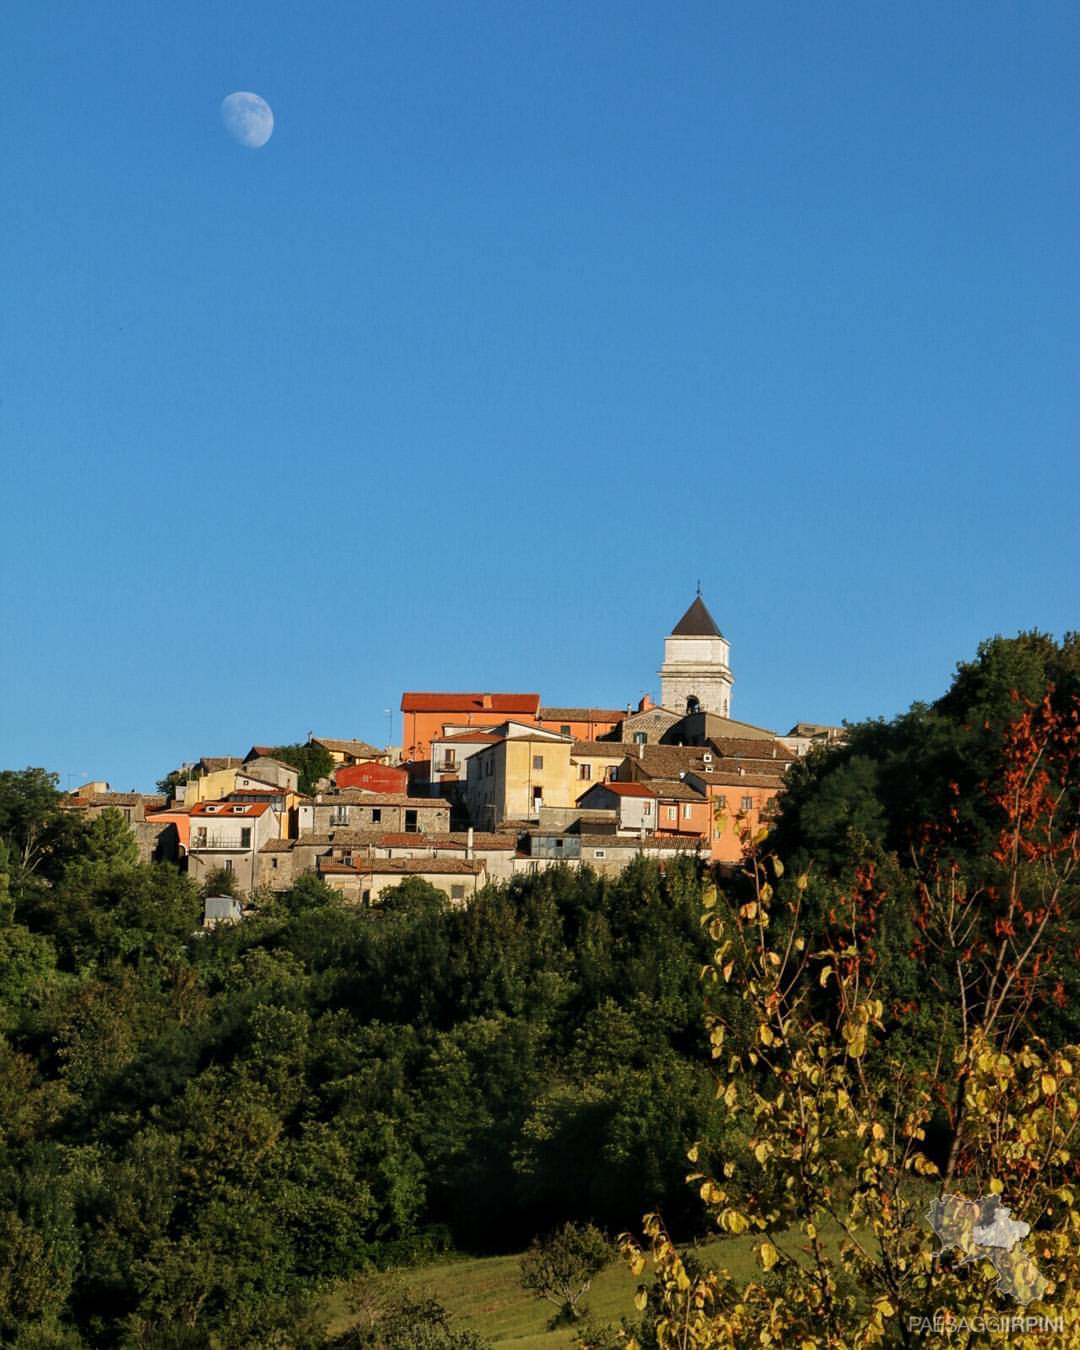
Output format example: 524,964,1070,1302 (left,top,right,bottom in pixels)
569,741,628,799
465,732,574,828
